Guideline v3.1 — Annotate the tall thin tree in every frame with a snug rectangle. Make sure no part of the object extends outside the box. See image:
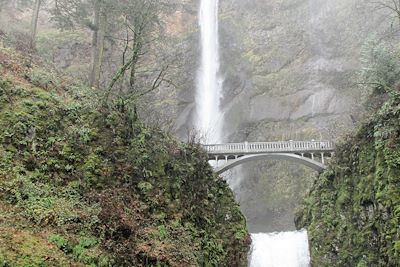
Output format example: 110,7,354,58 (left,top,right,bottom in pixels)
30,0,41,52
89,0,106,88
